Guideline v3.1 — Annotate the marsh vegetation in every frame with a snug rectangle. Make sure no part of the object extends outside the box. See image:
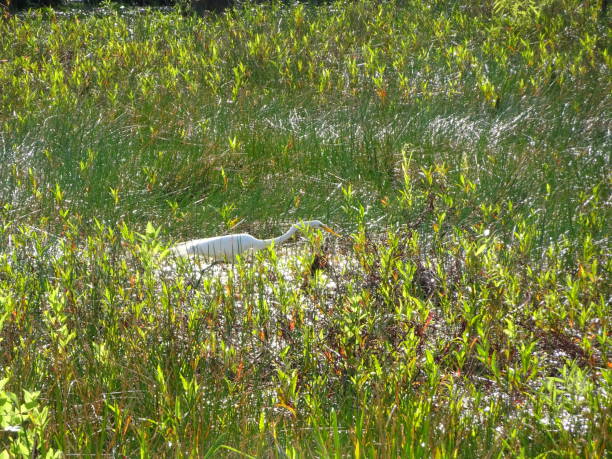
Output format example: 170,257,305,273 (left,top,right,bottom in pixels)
0,0,610,456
